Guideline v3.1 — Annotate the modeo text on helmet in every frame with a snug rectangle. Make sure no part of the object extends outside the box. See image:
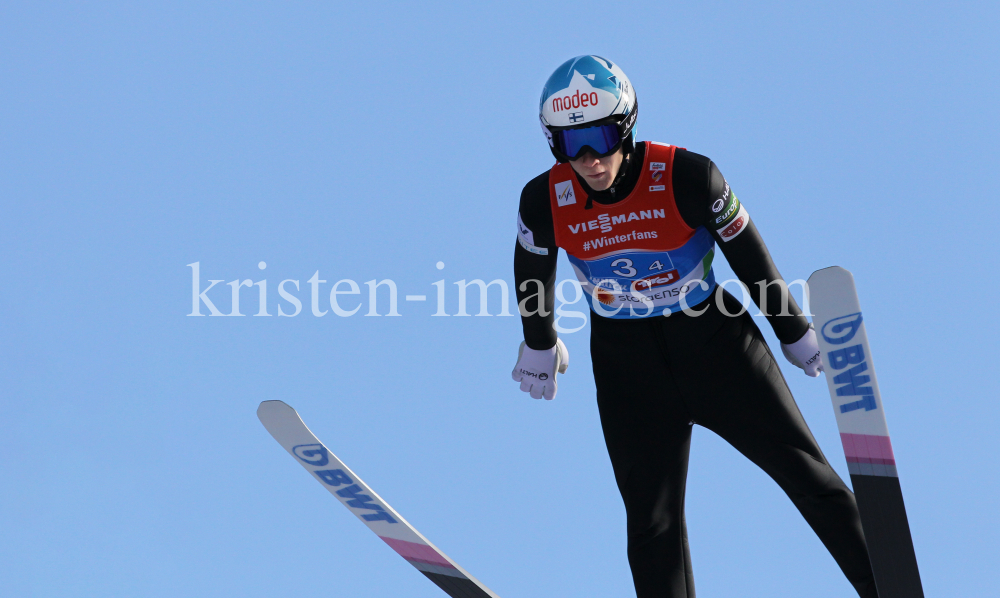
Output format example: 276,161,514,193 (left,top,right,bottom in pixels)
551,90,599,113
